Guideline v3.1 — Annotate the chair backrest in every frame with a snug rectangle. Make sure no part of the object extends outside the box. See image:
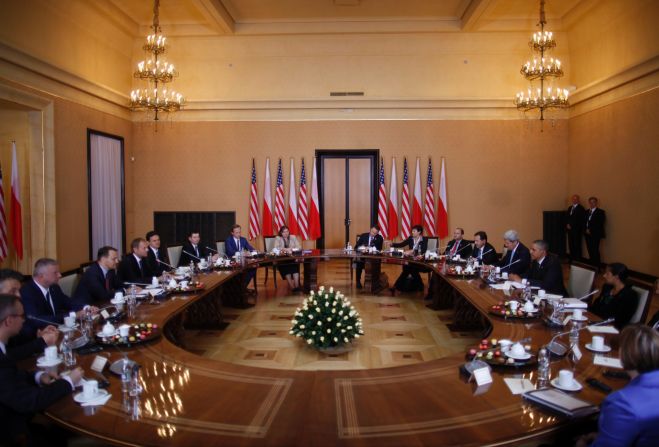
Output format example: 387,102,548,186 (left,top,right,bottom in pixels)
630,283,652,324
216,241,226,256
426,237,439,252
80,261,95,273
168,245,183,268
59,272,81,297
568,262,597,298
264,236,276,252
